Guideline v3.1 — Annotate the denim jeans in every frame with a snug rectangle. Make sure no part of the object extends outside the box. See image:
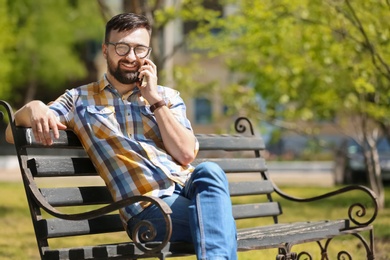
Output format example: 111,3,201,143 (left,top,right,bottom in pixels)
127,162,237,260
